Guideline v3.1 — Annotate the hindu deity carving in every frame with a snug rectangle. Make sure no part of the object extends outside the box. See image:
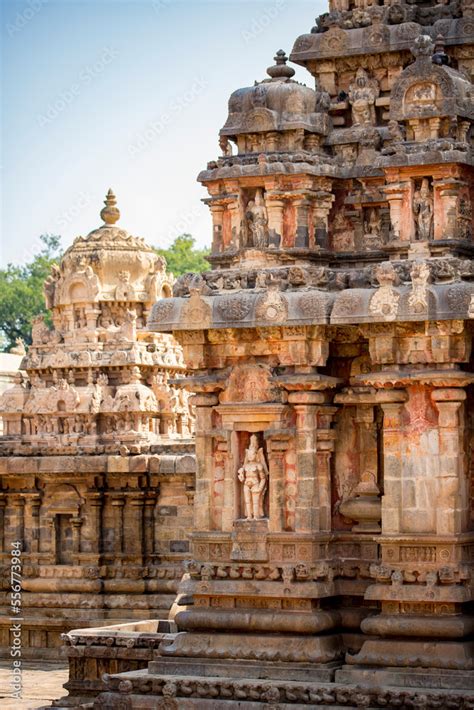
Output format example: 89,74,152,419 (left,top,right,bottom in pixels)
348,68,379,126
219,135,233,156
246,189,268,249
238,435,269,520
363,207,383,249
413,179,434,241
409,261,431,313
43,264,61,309
115,271,136,301
369,262,400,321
